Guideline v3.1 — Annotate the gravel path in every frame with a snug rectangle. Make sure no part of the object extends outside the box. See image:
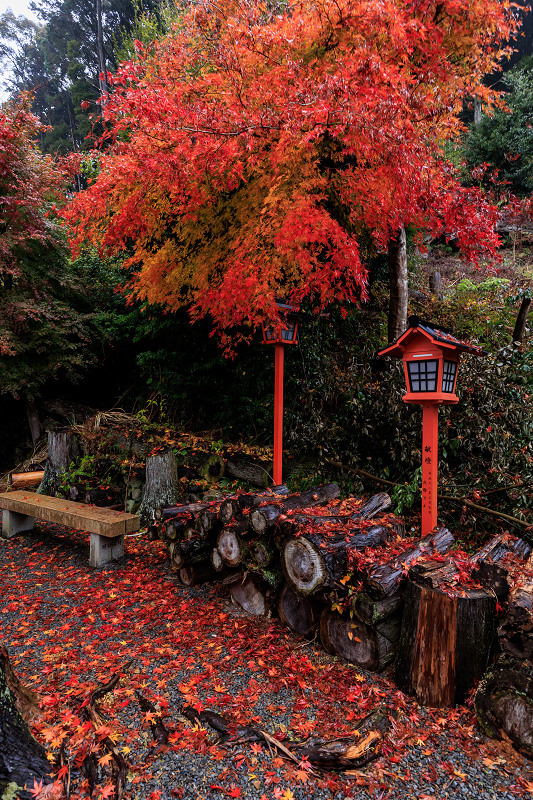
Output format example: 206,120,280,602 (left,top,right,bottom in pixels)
1,523,532,800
